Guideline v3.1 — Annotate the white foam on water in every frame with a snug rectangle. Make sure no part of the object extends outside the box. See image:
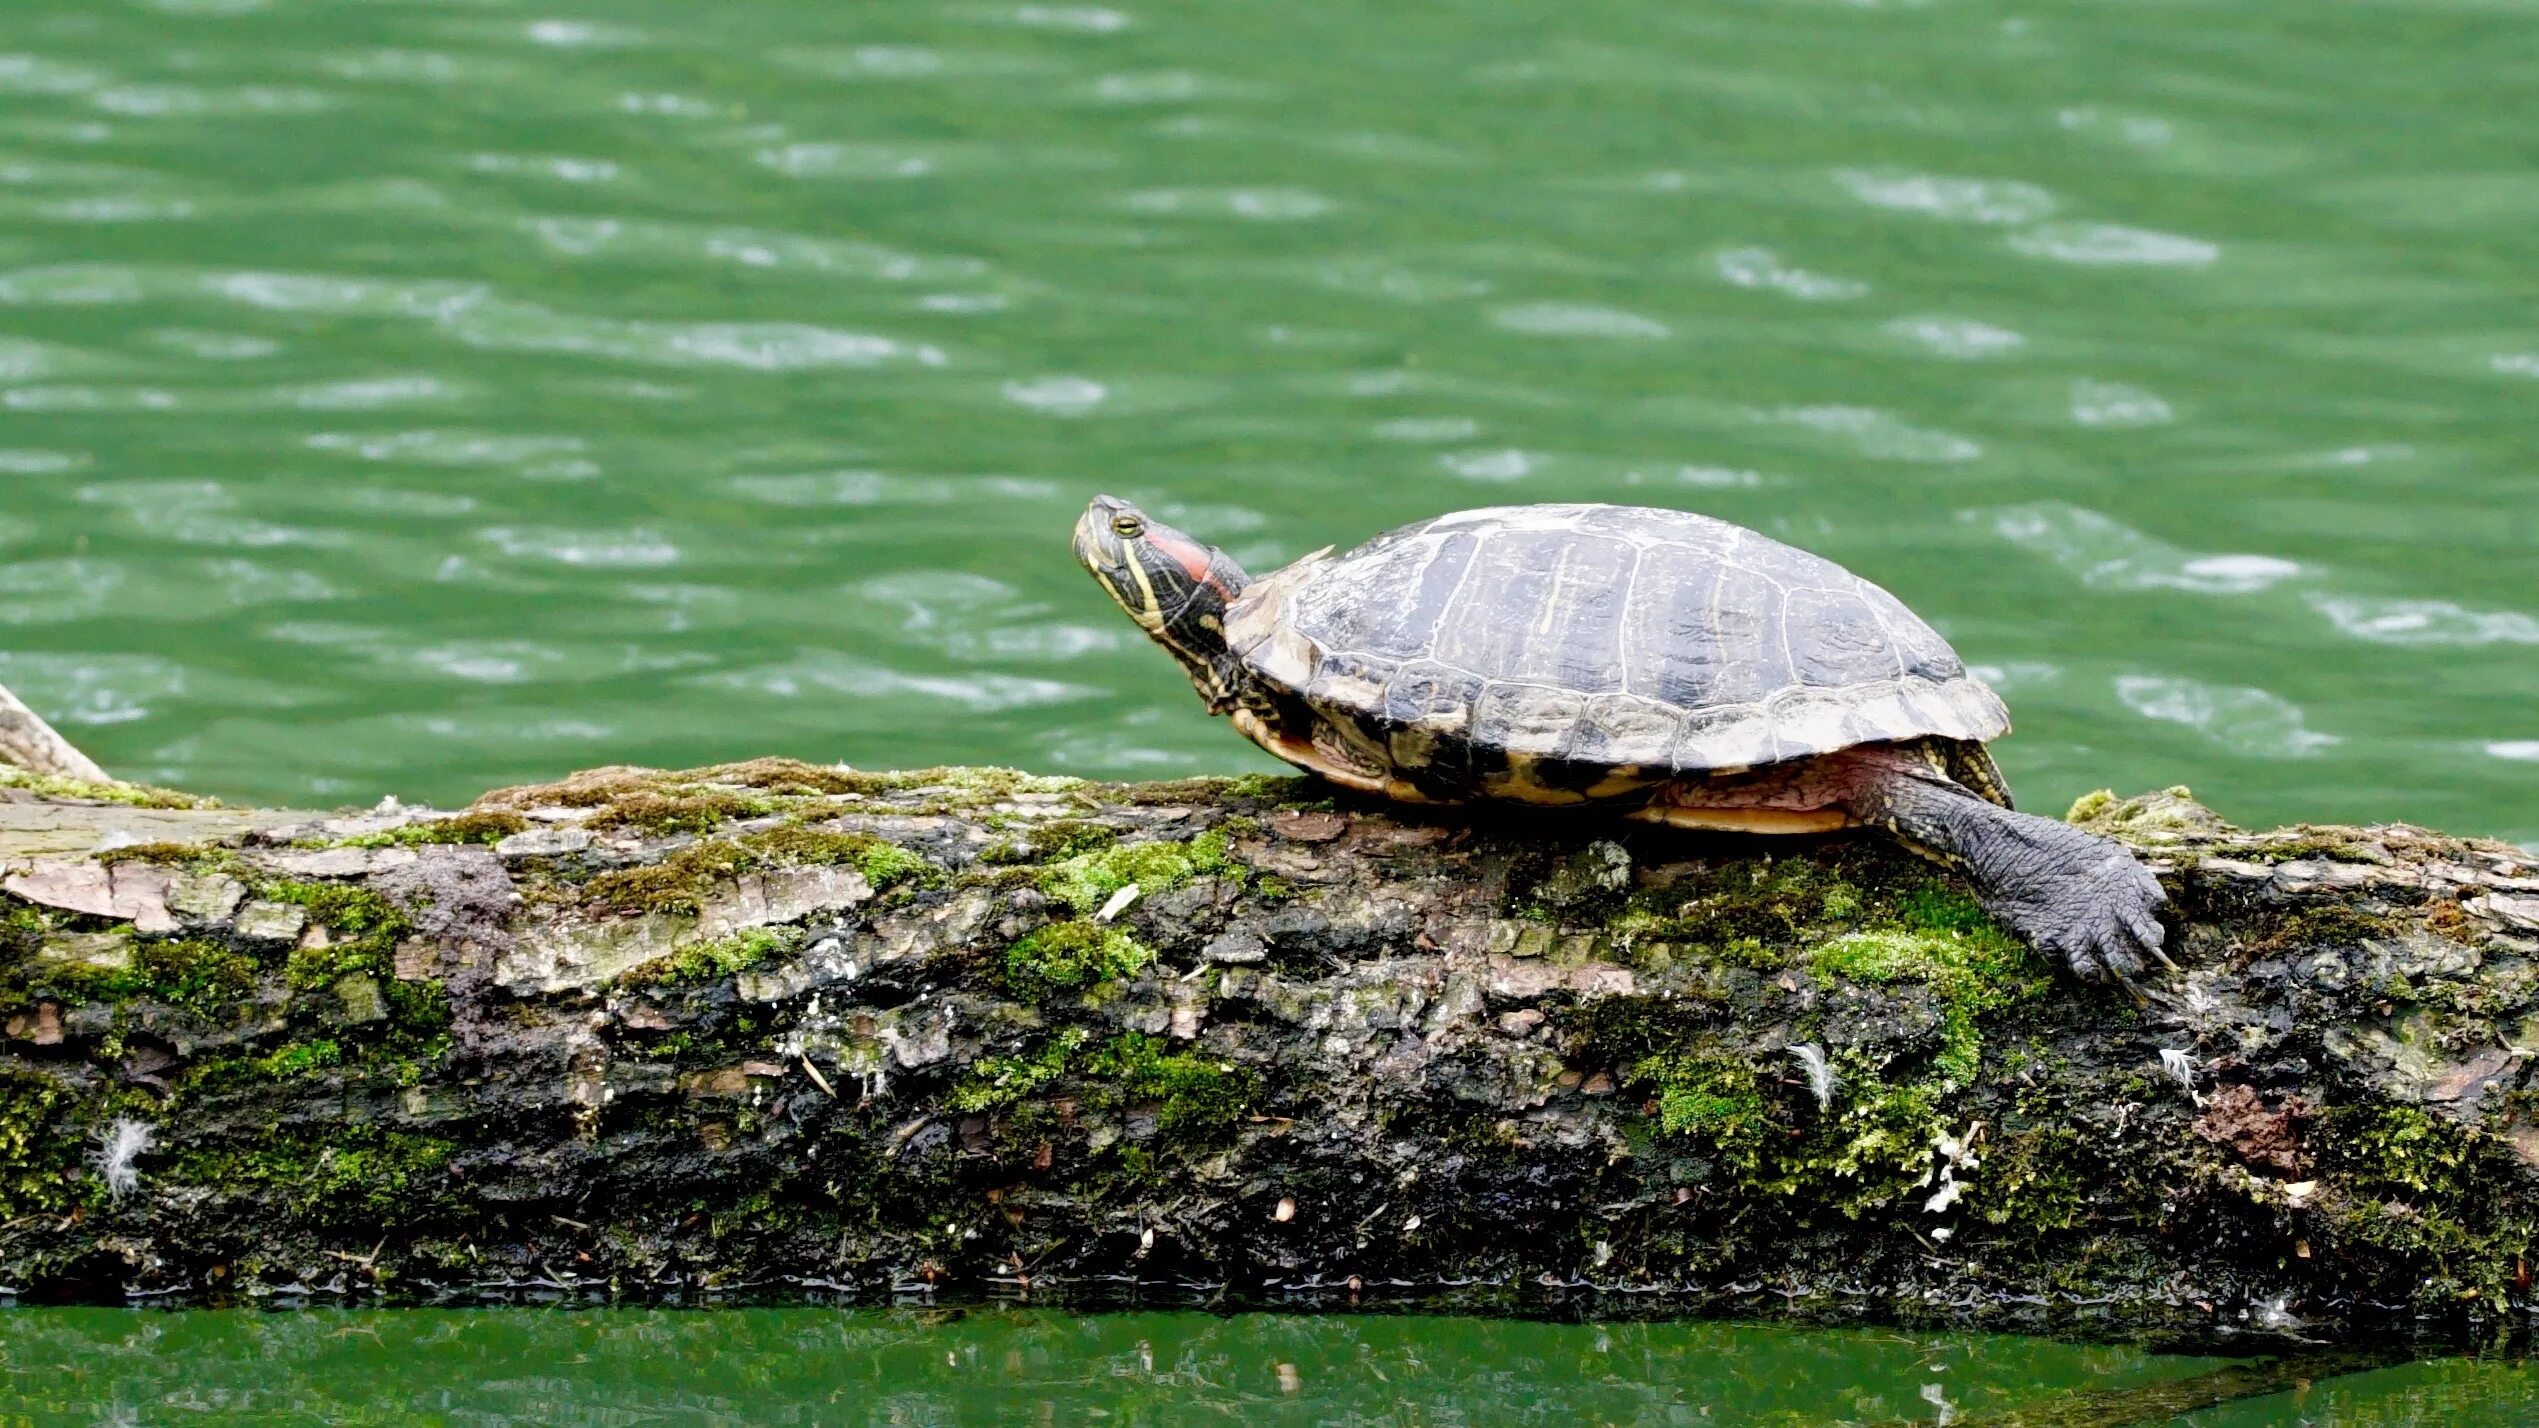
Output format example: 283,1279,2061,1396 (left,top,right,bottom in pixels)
1438,448,1535,481
478,526,680,569
2307,594,2539,646
1492,303,1670,339
1835,169,2055,225
2008,222,2218,267
1713,247,1867,301
1002,376,1107,415
1766,406,1979,464
1886,316,2025,359
1976,503,2298,593
2114,675,2338,758
1123,187,1335,220
2487,741,2539,762
2070,380,2175,428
